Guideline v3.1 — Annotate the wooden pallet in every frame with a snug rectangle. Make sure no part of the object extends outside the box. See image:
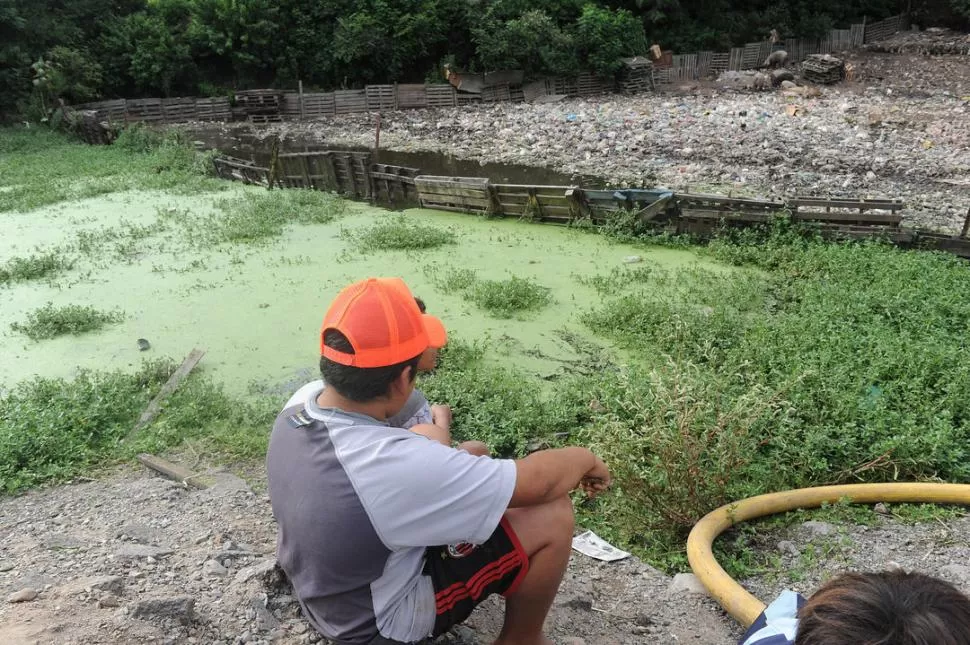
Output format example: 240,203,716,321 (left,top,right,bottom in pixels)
493,184,577,223
397,84,428,109
162,98,198,122
126,98,163,123
334,90,367,115
790,197,904,226
415,176,492,214
366,85,396,111
195,98,231,122
213,157,268,185
371,163,420,203
426,85,457,108
301,93,336,118
481,84,511,103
